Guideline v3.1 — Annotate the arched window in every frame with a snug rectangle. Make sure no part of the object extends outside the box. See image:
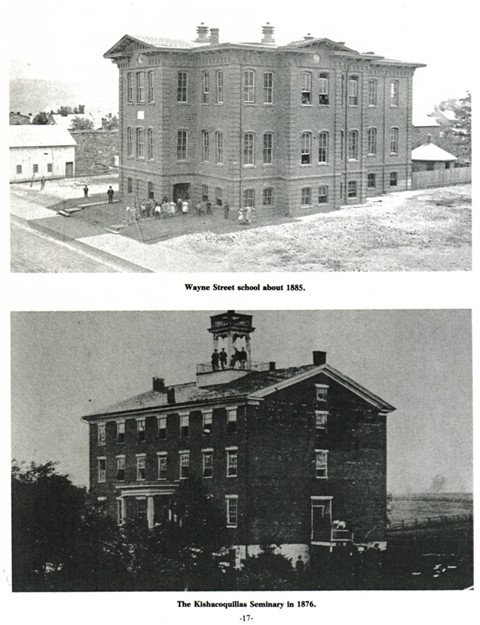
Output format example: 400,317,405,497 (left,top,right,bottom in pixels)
367,128,377,155
348,75,359,106
263,132,273,164
301,187,312,206
319,72,329,105
302,72,312,104
348,130,359,160
318,131,329,163
243,133,255,165
390,127,399,155
301,132,312,164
